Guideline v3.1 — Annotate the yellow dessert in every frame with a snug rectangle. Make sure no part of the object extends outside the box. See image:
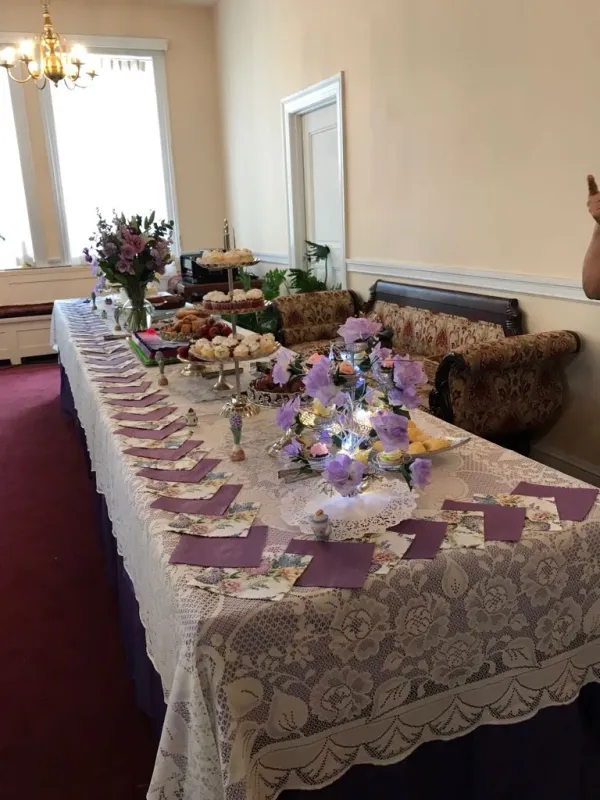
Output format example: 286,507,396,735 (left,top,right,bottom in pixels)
423,437,451,452
353,449,370,464
313,400,331,418
408,441,427,454
371,440,384,453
